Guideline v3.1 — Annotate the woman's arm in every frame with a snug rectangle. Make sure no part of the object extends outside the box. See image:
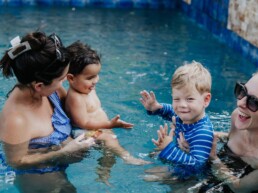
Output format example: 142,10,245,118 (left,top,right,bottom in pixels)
0,113,94,169
211,158,258,193
3,134,94,169
210,133,258,193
